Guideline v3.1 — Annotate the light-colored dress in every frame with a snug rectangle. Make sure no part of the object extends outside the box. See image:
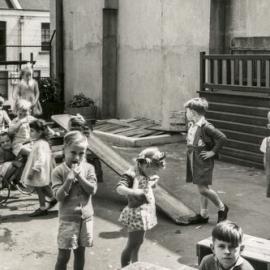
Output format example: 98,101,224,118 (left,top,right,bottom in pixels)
118,168,157,232
21,139,54,187
16,79,42,115
10,116,35,156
